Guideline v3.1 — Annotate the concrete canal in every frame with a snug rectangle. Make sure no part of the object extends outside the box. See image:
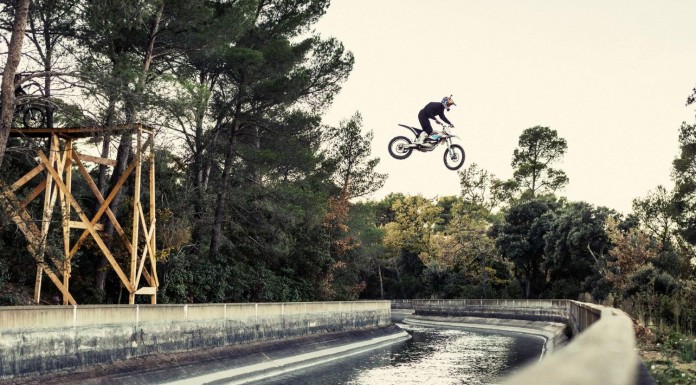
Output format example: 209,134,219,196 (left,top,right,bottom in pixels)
0,300,646,385
239,322,544,385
